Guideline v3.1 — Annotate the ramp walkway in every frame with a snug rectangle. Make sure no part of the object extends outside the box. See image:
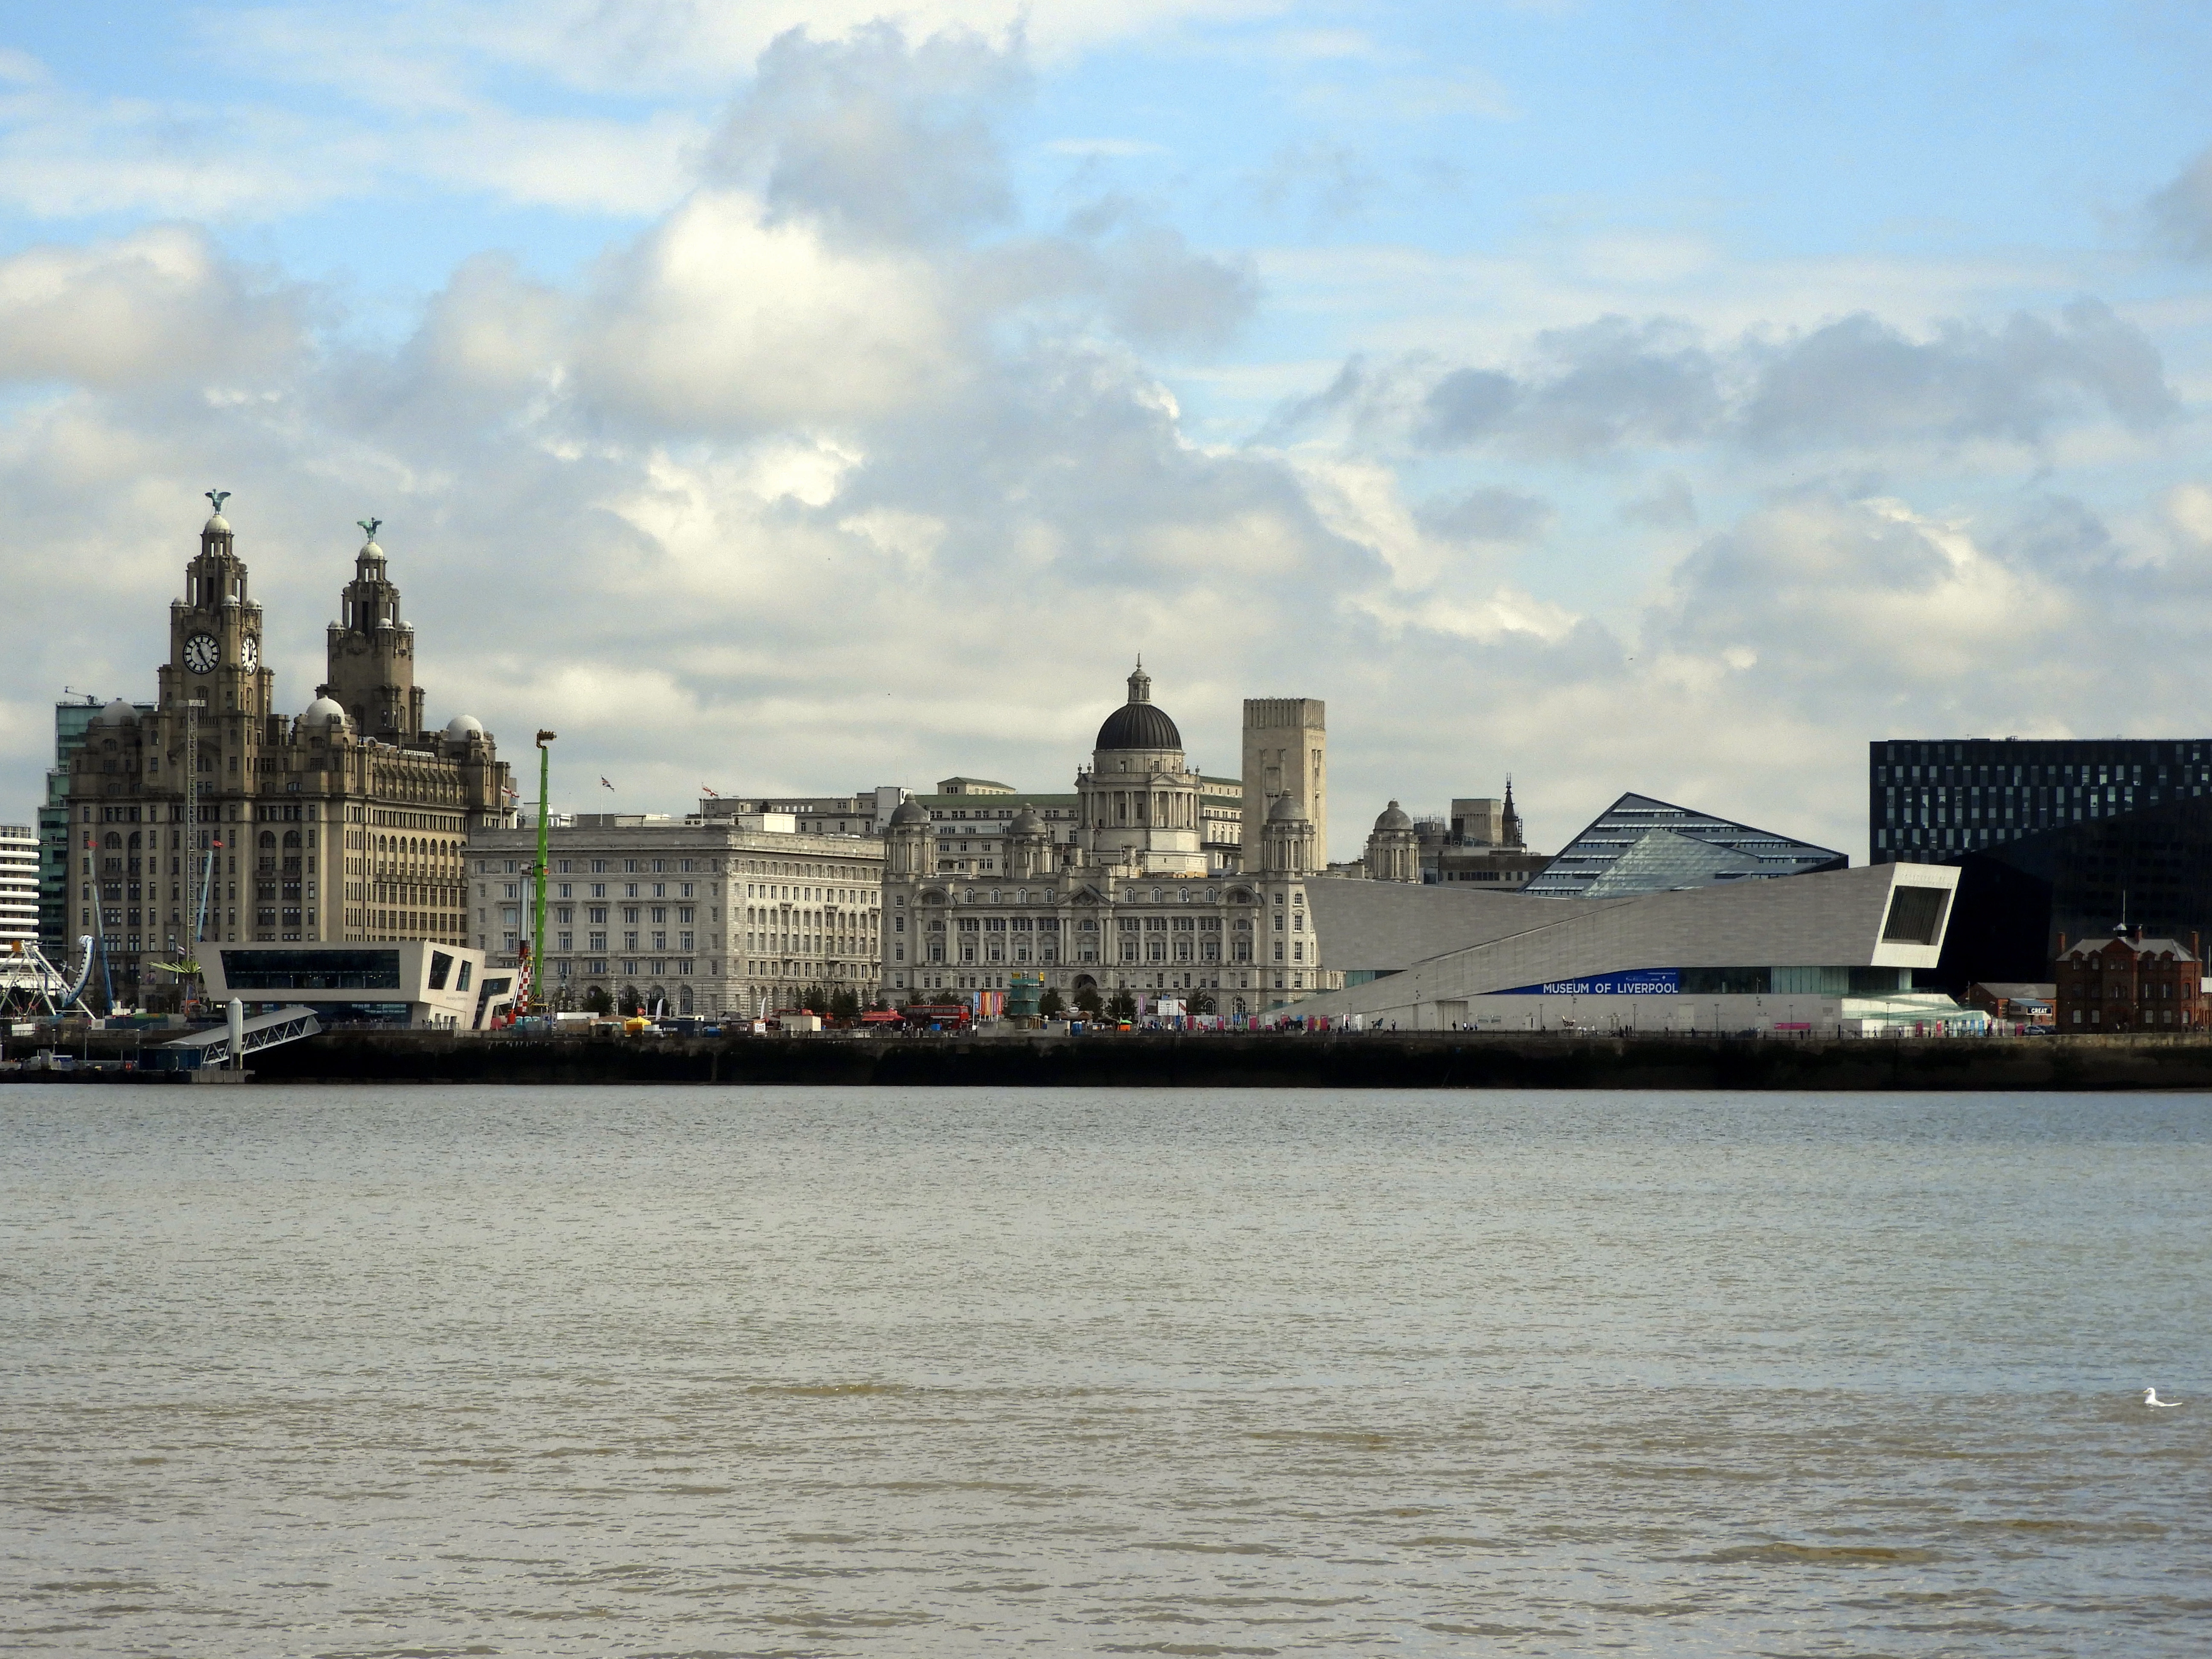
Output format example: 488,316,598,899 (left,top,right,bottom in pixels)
159,1005,322,1068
